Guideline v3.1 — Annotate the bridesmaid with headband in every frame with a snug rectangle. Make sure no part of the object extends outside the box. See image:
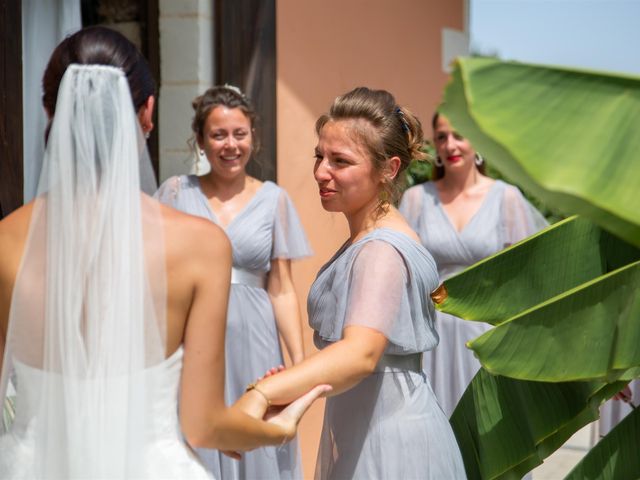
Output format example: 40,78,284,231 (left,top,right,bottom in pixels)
156,86,311,479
